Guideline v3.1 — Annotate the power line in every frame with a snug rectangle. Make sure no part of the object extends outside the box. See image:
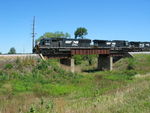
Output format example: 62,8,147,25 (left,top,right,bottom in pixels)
32,16,36,53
